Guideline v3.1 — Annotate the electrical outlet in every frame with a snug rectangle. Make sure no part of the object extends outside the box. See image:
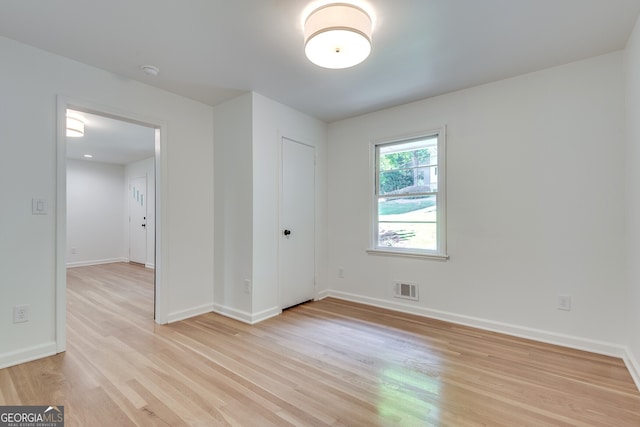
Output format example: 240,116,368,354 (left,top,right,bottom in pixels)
244,279,251,294
13,305,29,323
558,295,571,311
338,267,344,278
71,247,77,255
